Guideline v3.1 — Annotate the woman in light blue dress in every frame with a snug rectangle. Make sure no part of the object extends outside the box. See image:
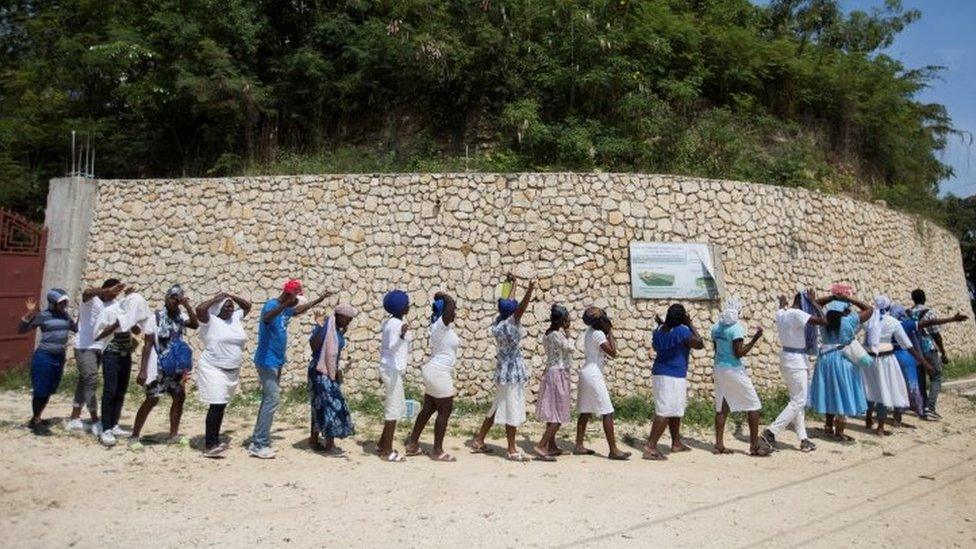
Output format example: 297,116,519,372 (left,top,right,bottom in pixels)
808,295,873,442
